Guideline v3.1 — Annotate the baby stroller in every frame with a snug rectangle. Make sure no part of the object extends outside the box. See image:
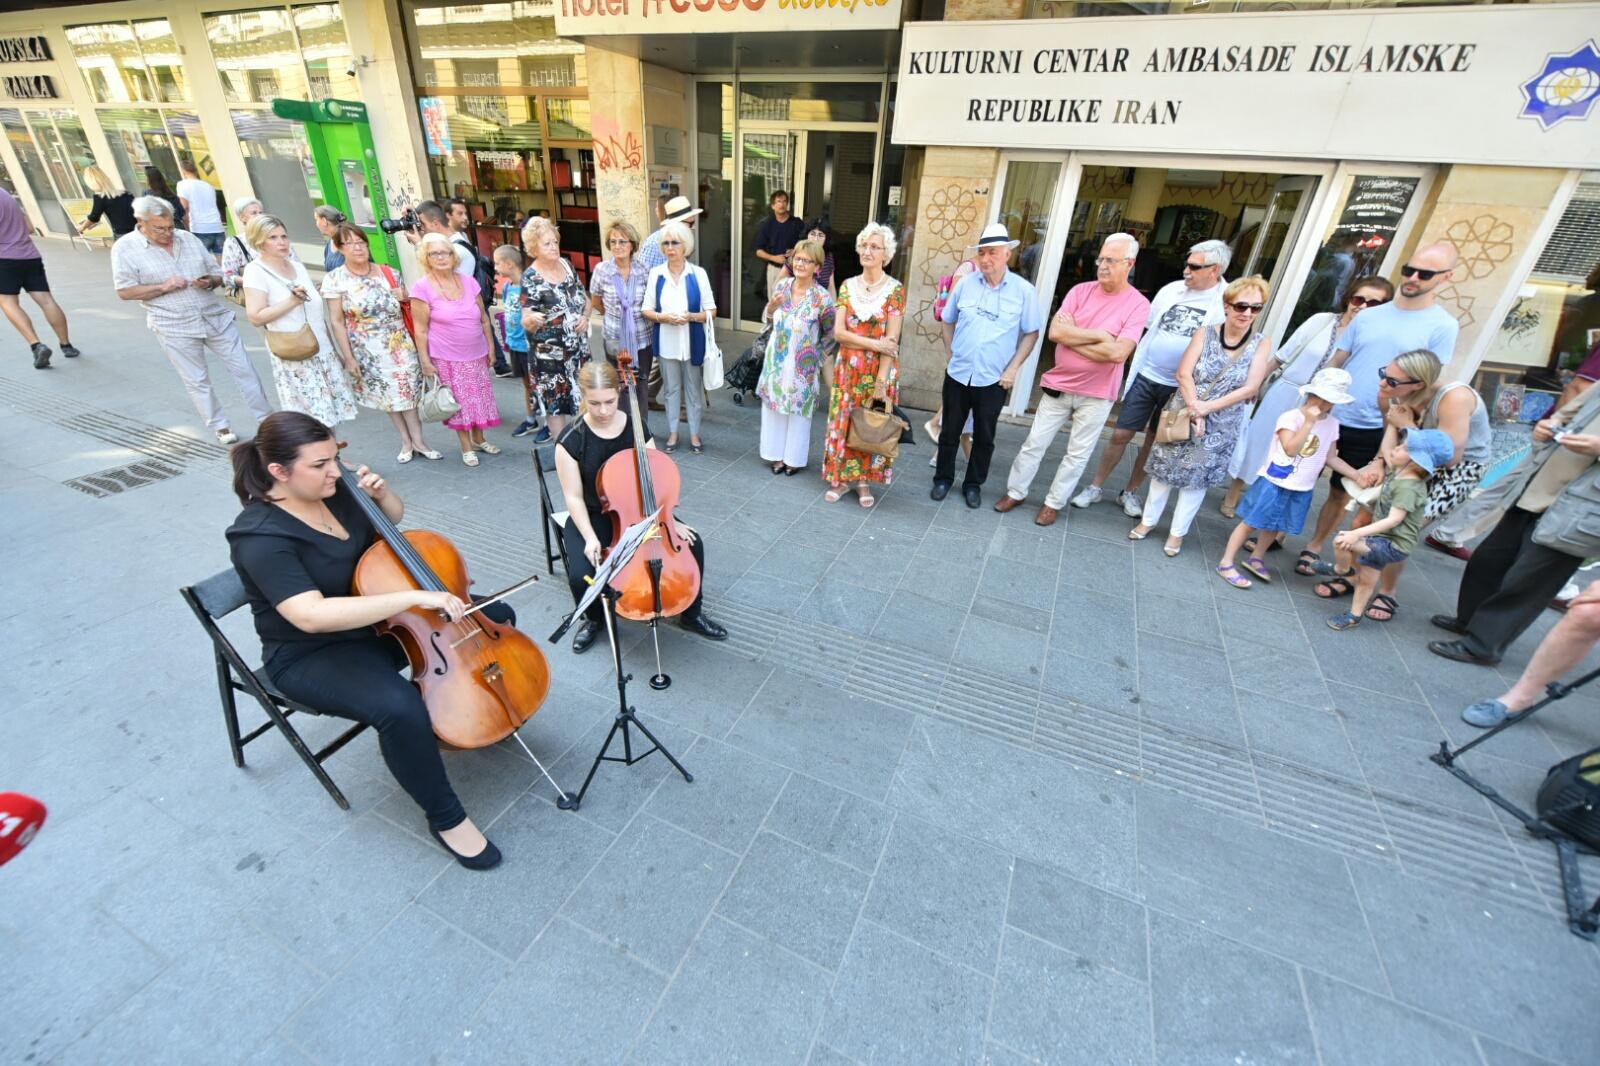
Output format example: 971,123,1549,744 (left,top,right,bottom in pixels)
727,323,770,406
